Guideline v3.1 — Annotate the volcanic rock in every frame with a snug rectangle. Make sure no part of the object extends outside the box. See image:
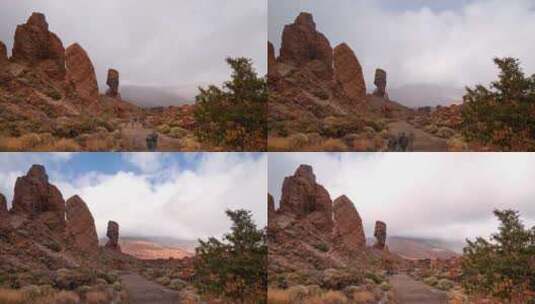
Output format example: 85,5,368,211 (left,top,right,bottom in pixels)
334,43,366,100
65,43,99,103
66,195,98,254
268,41,279,77
279,12,333,79
279,165,333,232
268,193,275,219
374,221,387,250
374,69,387,98
333,195,366,253
11,165,66,232
11,13,65,79
0,193,7,217
106,68,120,98
105,220,121,251
0,41,7,64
